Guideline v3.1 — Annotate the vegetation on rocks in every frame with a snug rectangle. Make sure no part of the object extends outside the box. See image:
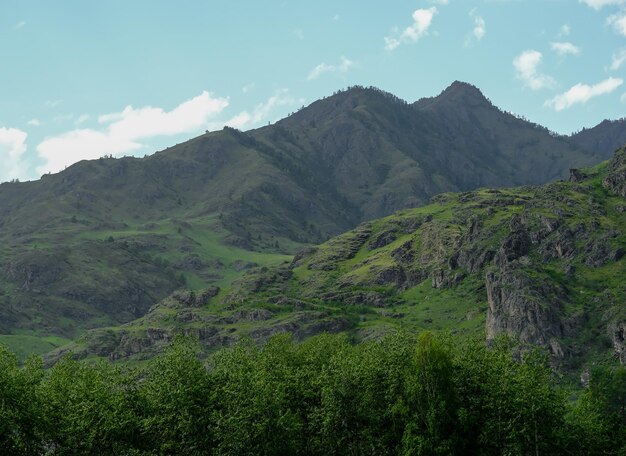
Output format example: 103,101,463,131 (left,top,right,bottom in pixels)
0,82,619,356
64,147,626,379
